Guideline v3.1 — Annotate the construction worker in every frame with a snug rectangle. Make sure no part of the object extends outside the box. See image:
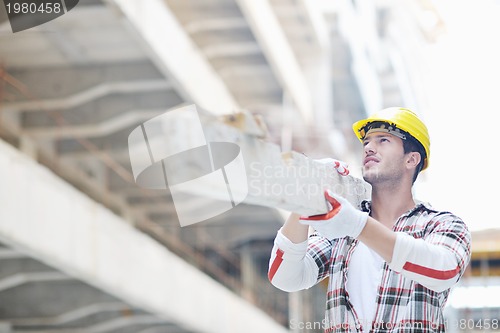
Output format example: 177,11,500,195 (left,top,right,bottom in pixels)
268,107,471,332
